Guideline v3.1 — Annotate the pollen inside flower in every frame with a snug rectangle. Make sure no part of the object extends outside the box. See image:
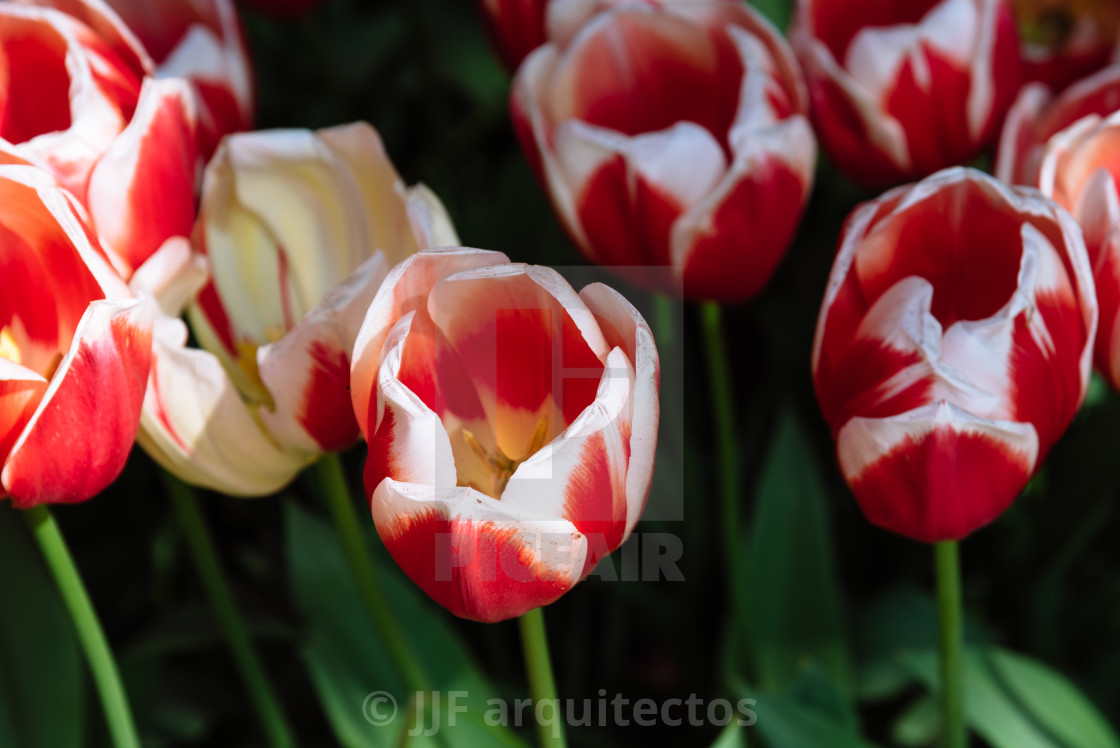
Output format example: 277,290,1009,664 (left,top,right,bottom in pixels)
460,414,551,499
